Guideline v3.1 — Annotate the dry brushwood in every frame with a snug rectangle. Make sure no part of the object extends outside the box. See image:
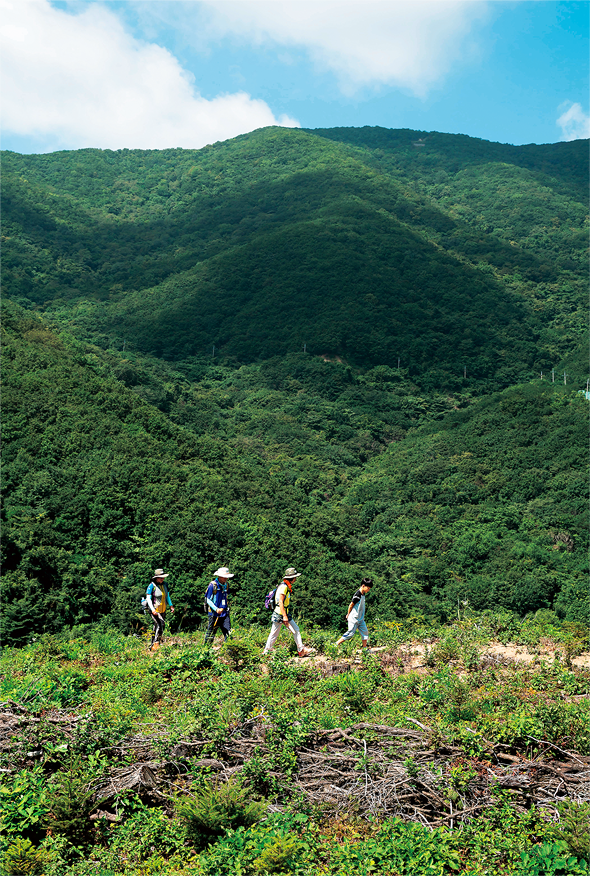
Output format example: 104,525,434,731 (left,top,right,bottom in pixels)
321,663,351,678
3,704,588,829
166,720,590,828
0,704,92,766
292,725,590,825
90,763,161,799
104,731,168,762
